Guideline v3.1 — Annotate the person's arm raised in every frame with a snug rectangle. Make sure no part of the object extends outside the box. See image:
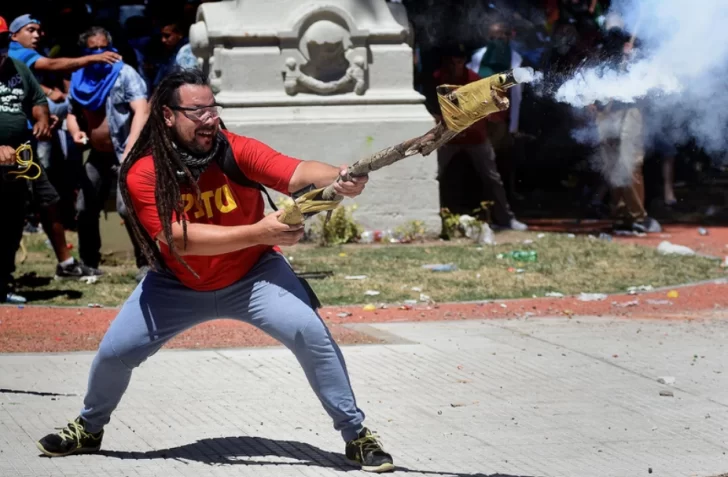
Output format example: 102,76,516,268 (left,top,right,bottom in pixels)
33,51,121,73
